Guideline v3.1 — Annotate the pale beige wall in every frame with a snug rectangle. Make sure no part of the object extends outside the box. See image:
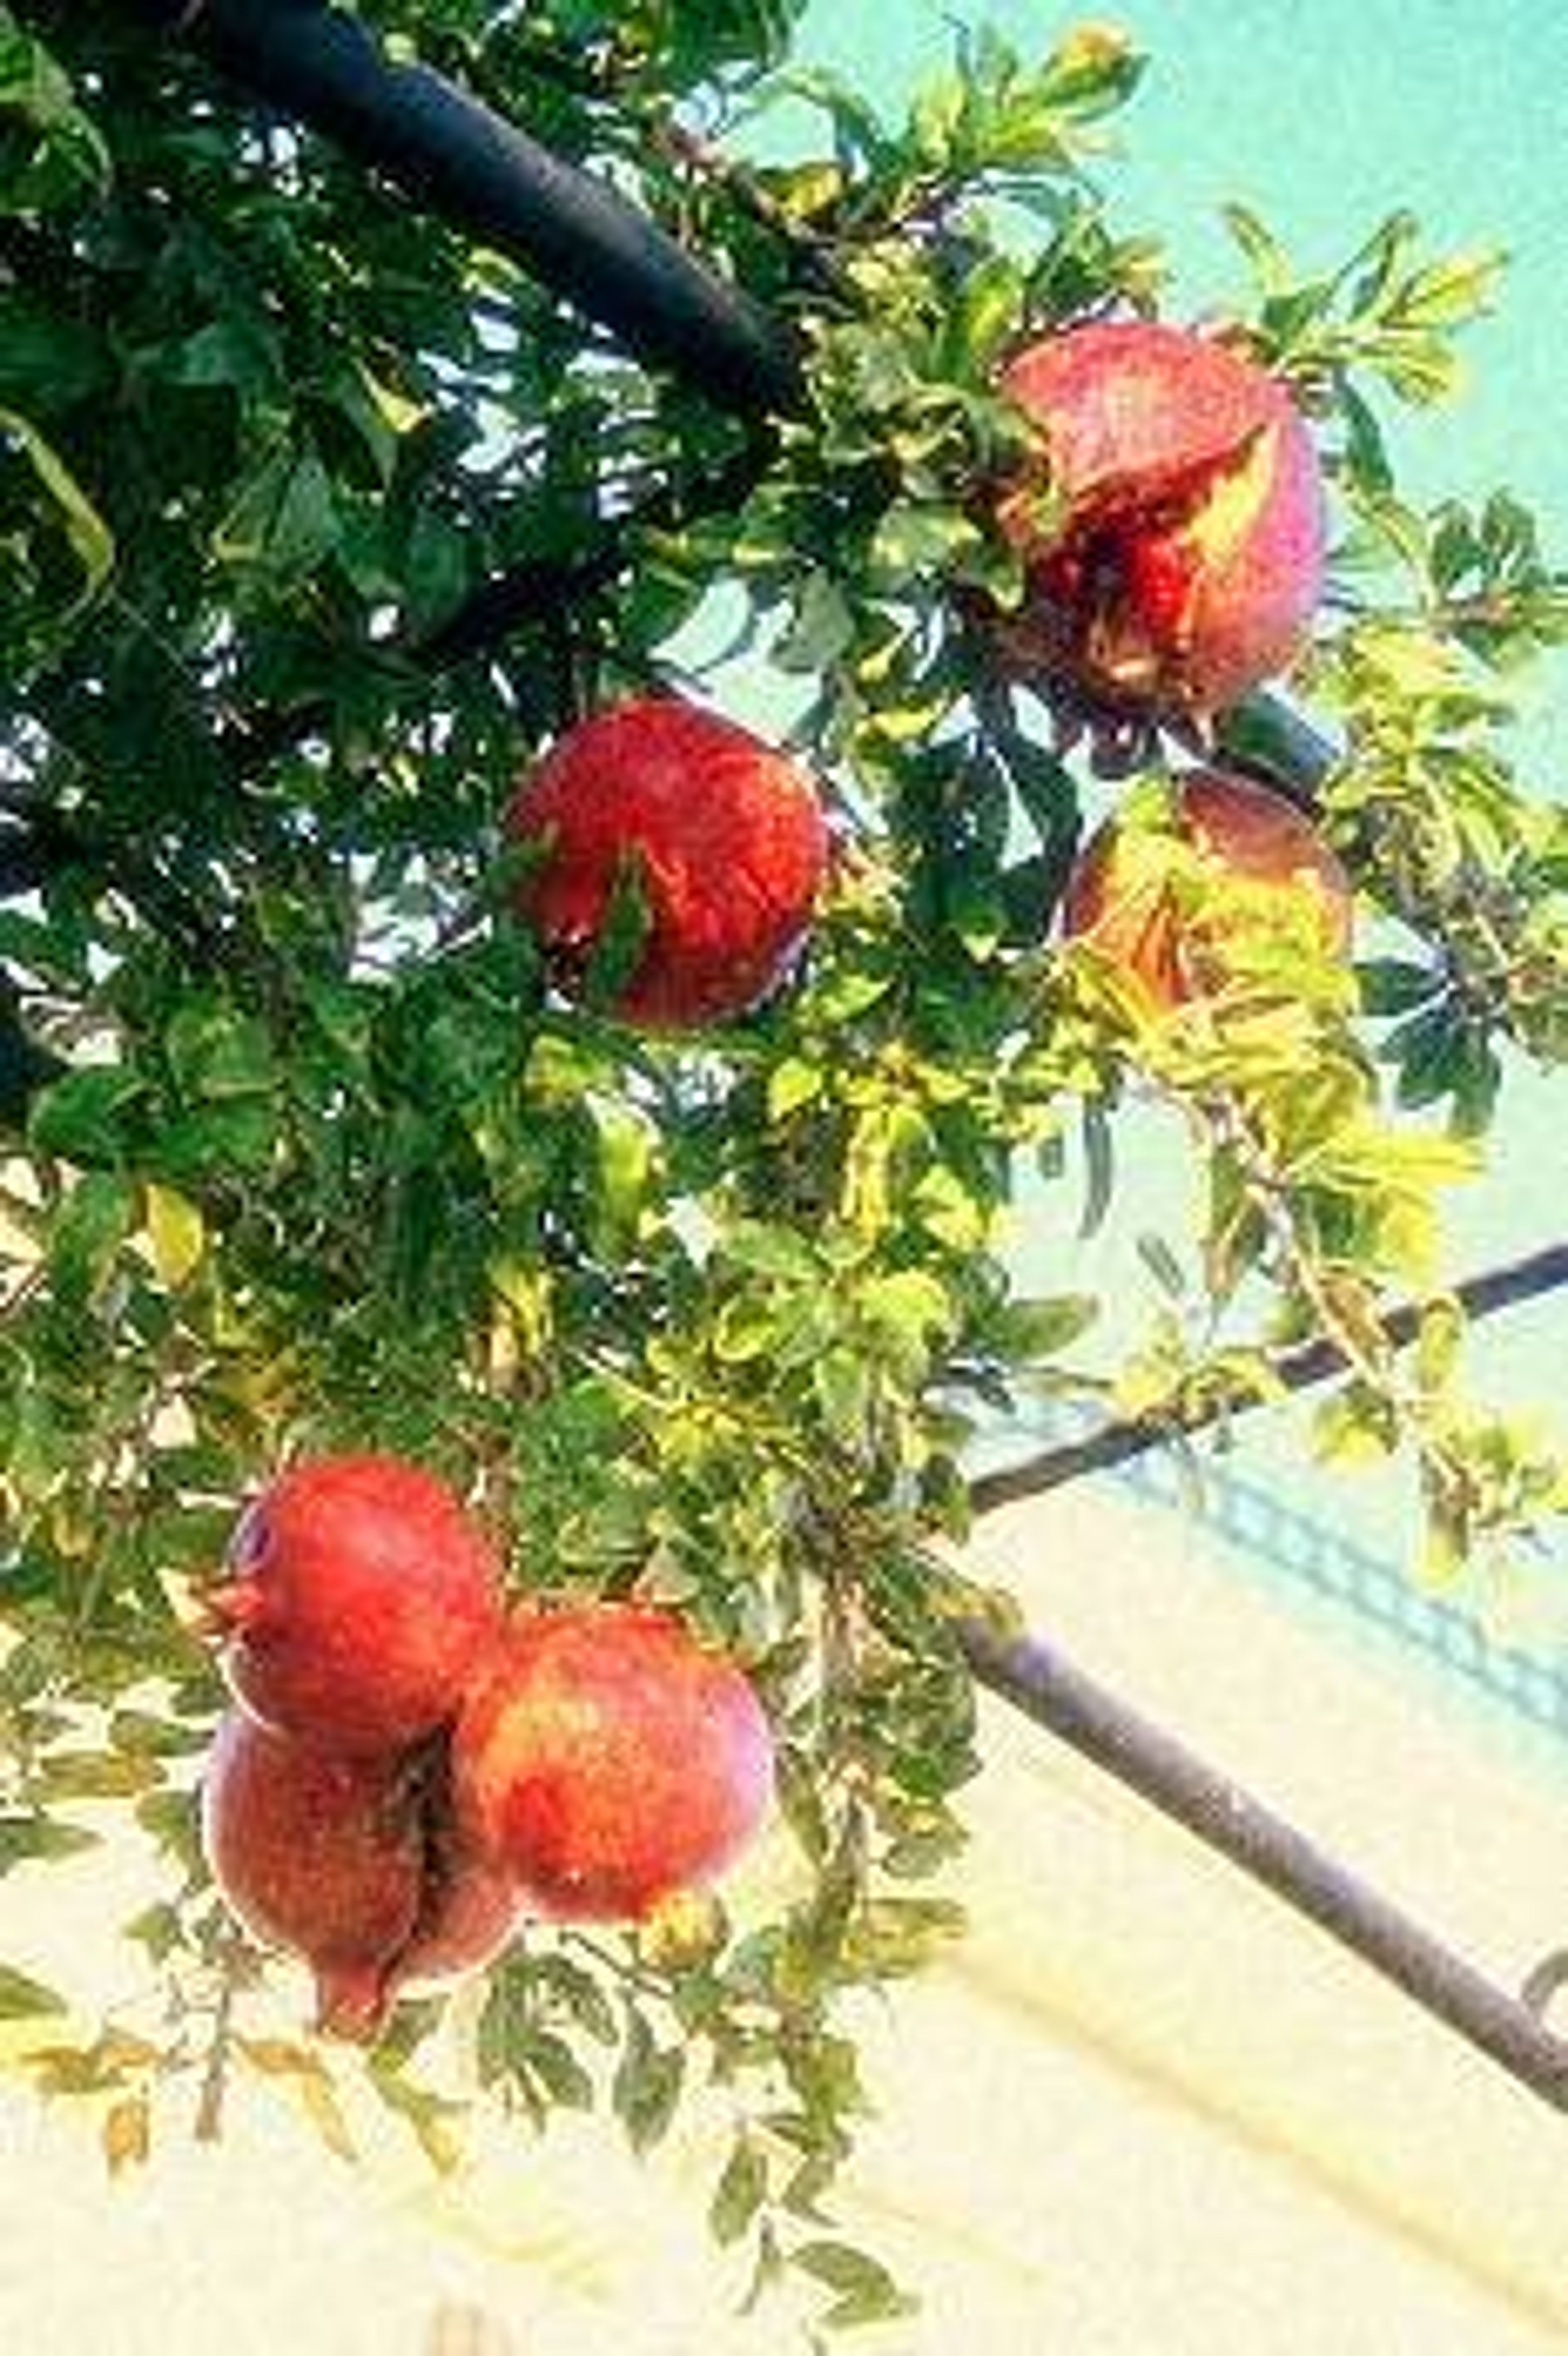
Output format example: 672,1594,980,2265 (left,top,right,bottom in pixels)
2,1476,1566,2353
